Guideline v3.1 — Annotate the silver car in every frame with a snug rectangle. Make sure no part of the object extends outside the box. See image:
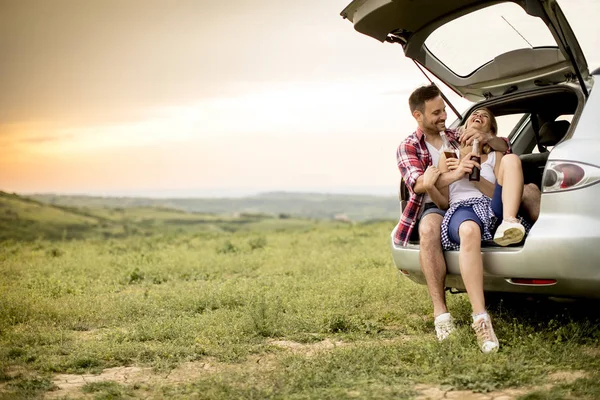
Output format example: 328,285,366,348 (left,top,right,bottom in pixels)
340,0,600,298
